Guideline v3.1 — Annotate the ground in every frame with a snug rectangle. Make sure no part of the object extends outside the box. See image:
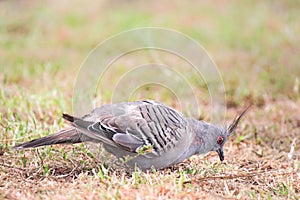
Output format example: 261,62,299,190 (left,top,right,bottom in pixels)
0,0,299,199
